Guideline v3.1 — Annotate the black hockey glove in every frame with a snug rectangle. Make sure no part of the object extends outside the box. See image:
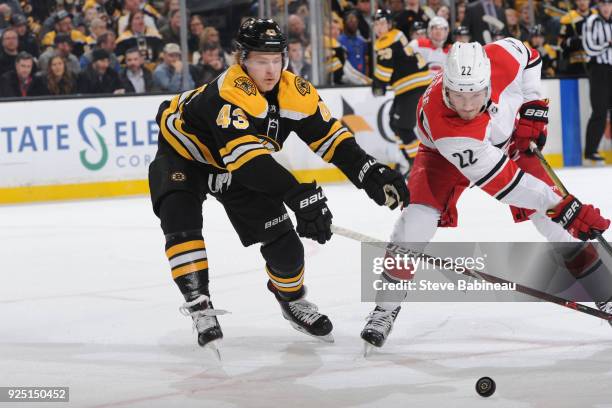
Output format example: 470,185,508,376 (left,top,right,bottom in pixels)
371,78,386,97
358,158,409,210
284,182,333,244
